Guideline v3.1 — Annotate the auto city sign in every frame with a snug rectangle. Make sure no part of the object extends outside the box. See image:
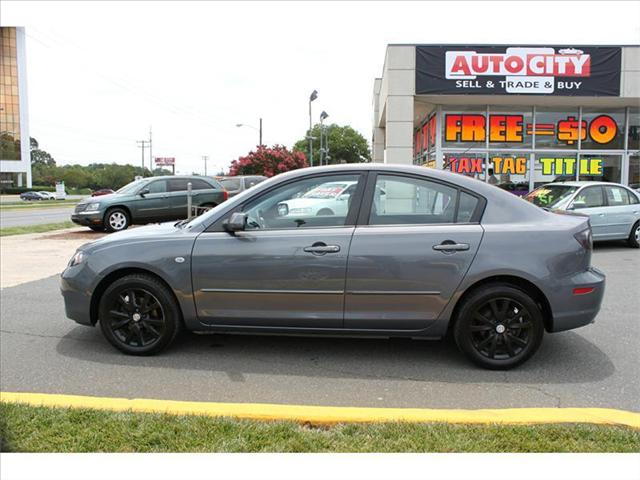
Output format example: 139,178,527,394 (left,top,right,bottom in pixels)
416,45,621,96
